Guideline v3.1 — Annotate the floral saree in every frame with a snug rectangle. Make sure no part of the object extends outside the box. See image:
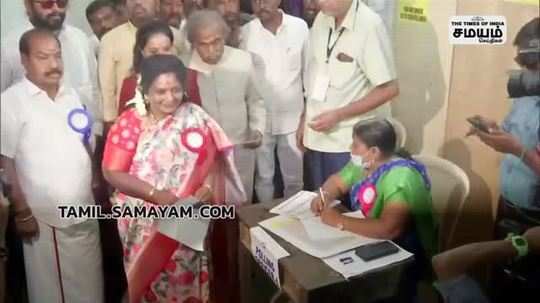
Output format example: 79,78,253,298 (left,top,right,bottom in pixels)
103,103,246,303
